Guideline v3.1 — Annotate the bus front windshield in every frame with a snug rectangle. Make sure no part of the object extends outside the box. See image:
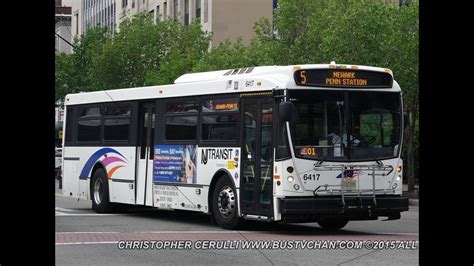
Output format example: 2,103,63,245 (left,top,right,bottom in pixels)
289,90,402,162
